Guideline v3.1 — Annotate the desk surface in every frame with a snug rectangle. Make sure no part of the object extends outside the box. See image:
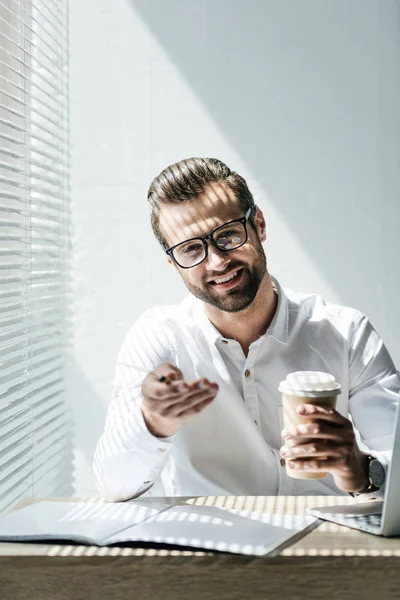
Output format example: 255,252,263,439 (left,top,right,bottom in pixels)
0,496,399,600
